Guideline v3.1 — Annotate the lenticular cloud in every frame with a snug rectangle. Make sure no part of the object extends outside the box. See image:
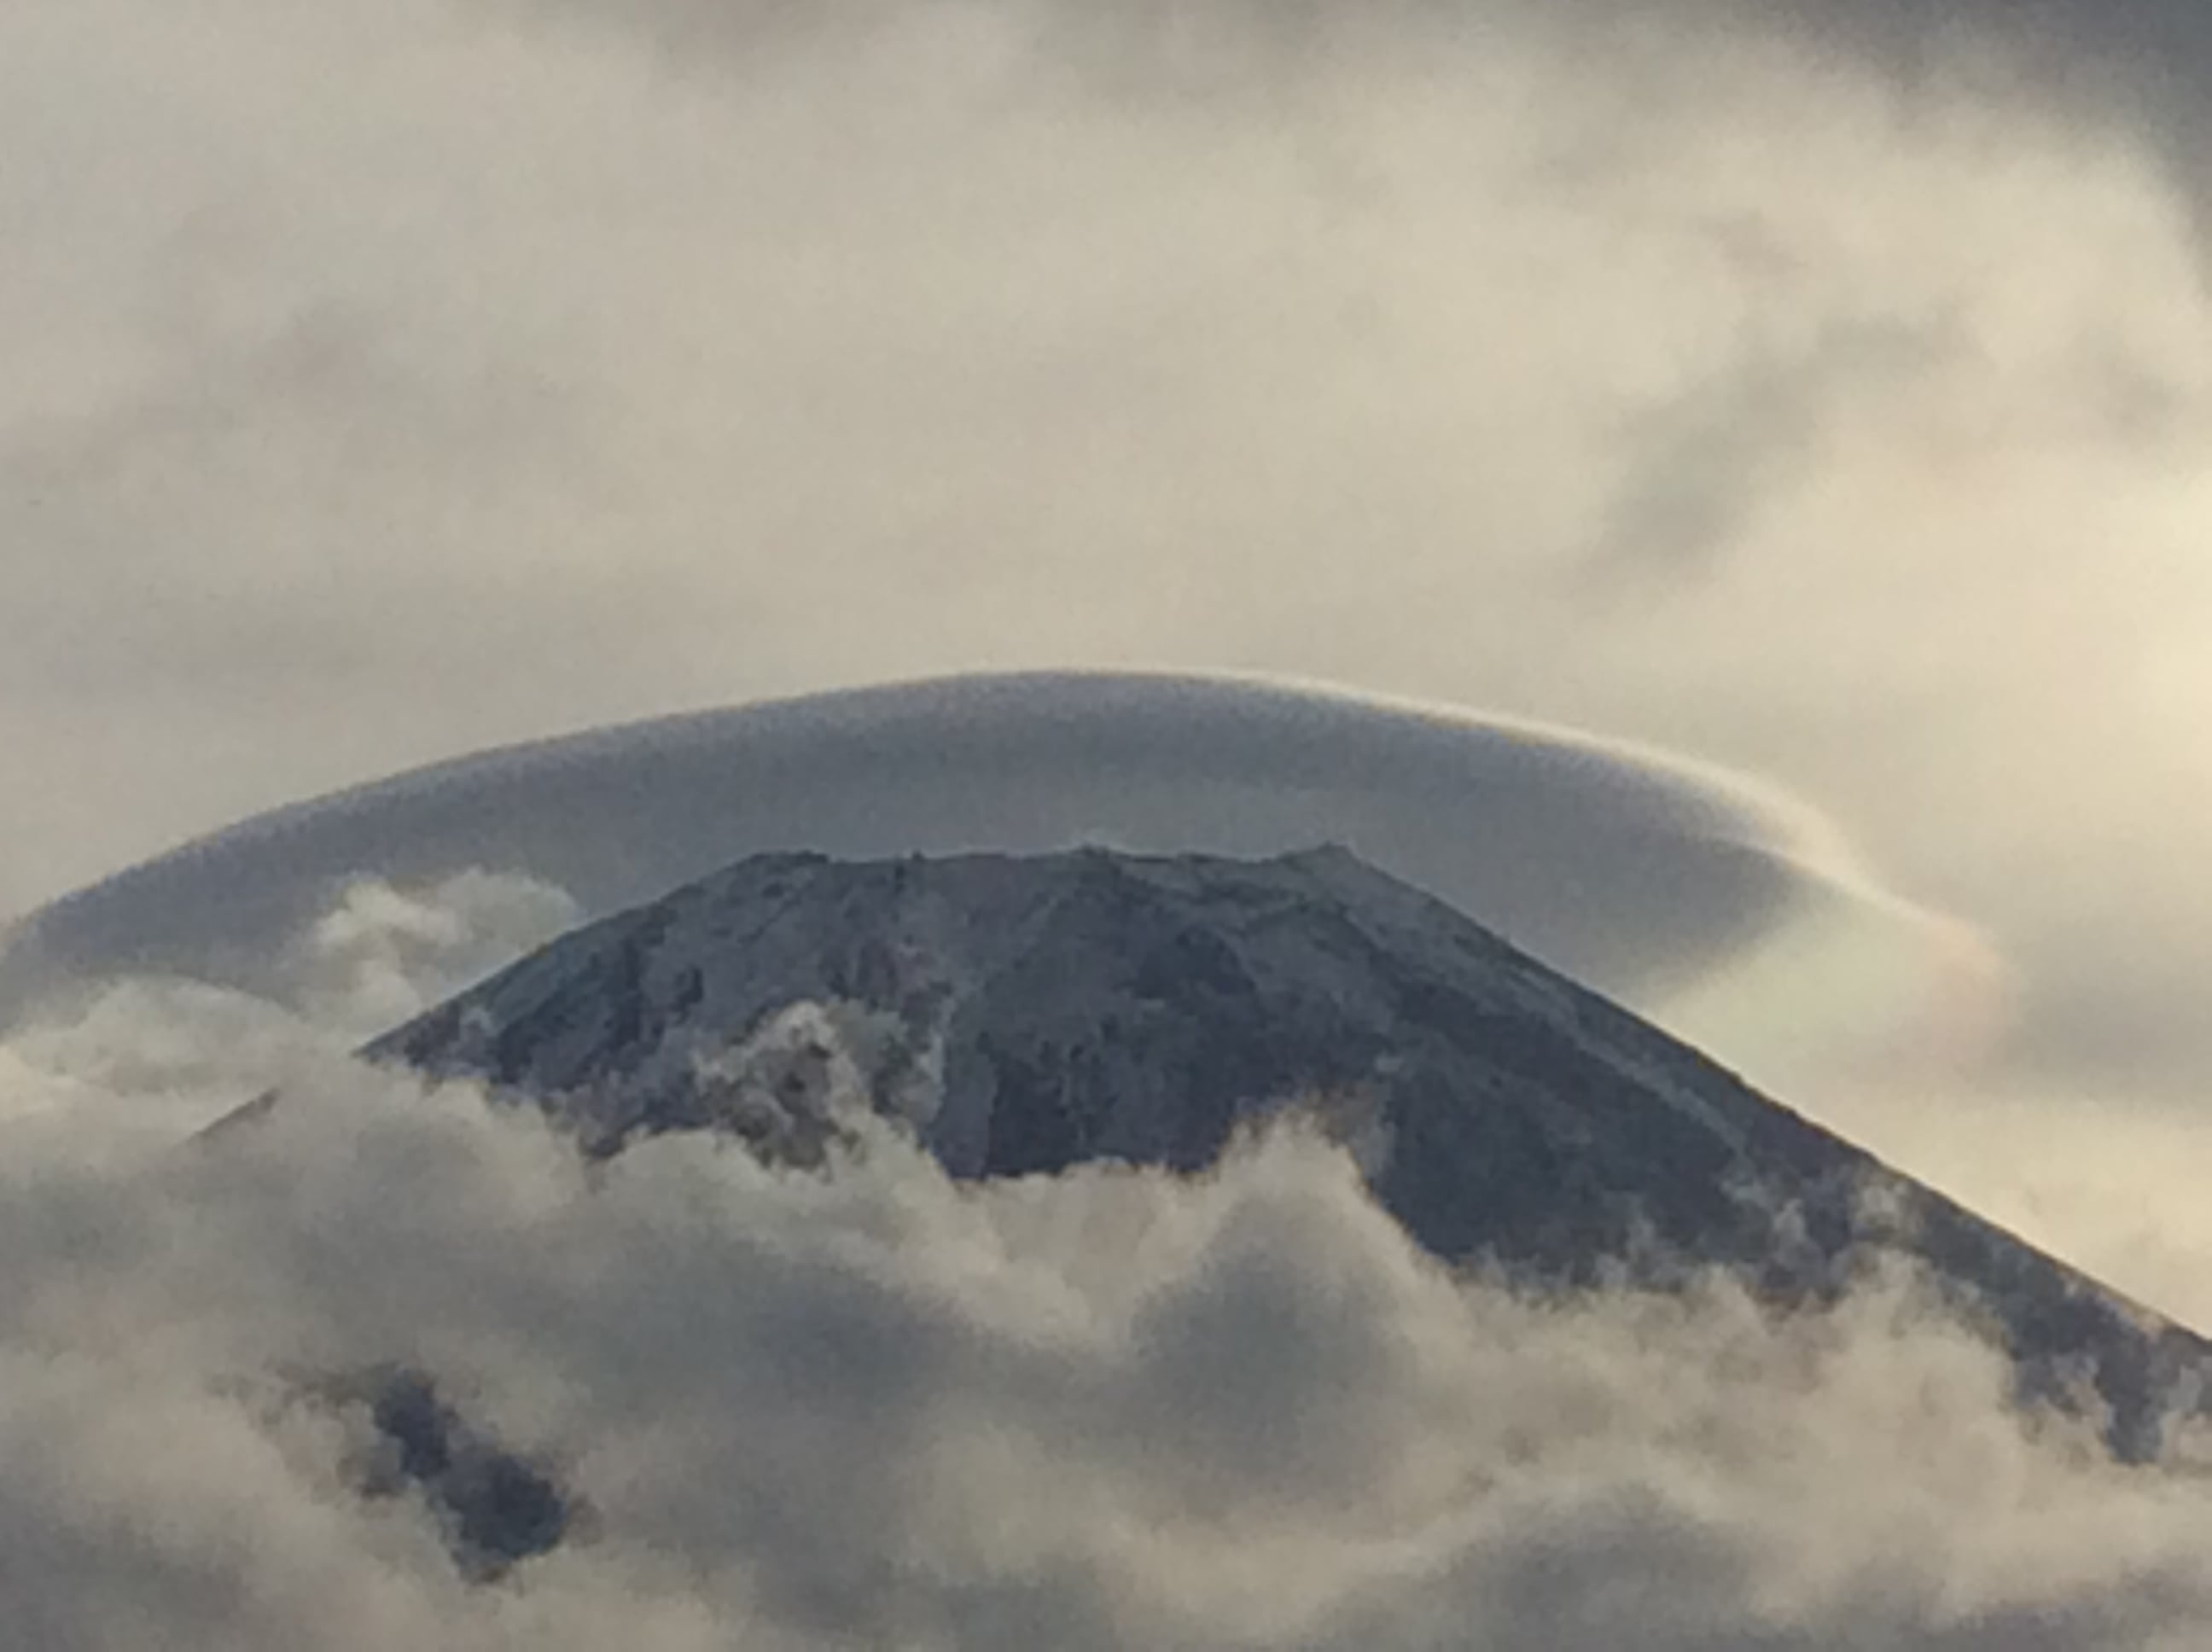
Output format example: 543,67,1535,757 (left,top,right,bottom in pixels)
0,674,1981,1101
3,951,2211,1649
